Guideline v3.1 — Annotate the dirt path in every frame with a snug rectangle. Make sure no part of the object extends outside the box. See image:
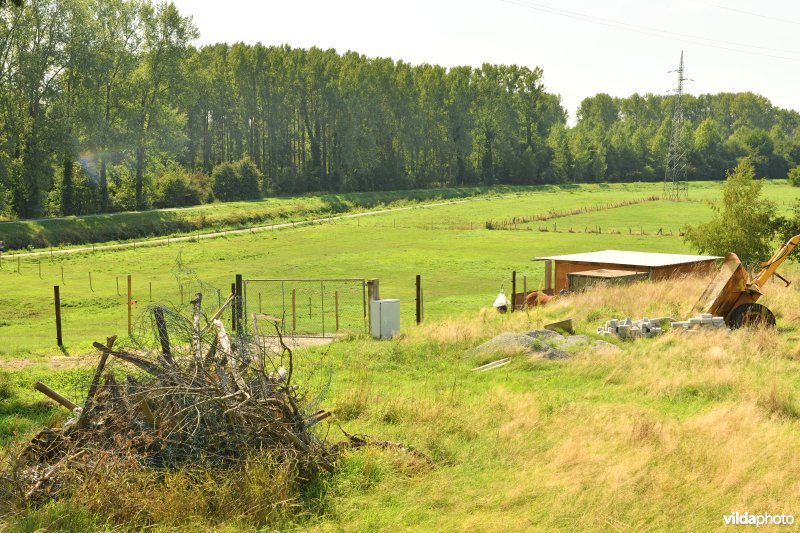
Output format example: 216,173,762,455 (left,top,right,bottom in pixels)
0,354,97,371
